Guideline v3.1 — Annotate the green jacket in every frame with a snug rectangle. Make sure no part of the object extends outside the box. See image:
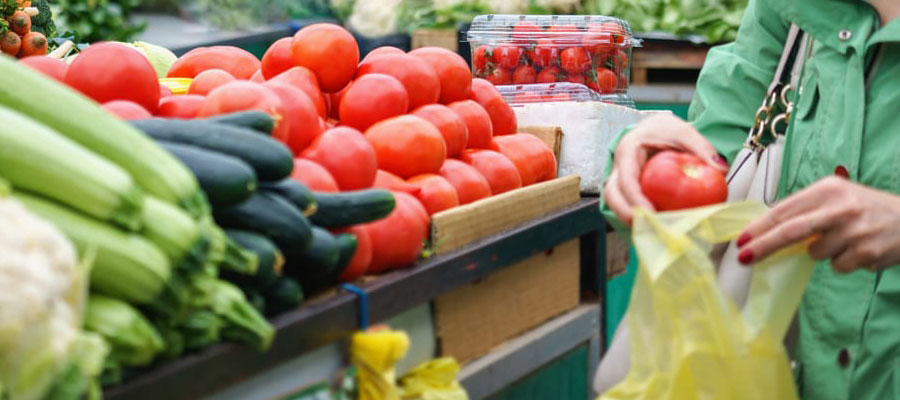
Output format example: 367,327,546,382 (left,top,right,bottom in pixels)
601,0,900,398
